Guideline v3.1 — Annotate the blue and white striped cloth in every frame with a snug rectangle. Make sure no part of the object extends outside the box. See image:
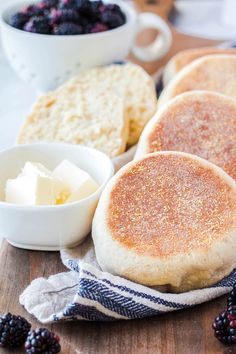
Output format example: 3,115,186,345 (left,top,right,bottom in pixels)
20,236,235,323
